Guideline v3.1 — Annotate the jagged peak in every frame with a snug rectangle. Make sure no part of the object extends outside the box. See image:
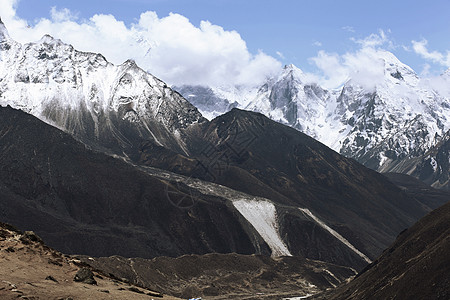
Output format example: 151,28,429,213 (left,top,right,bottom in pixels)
280,63,309,84
0,16,11,42
443,68,450,77
376,50,418,78
38,34,63,45
283,63,304,74
121,59,138,67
